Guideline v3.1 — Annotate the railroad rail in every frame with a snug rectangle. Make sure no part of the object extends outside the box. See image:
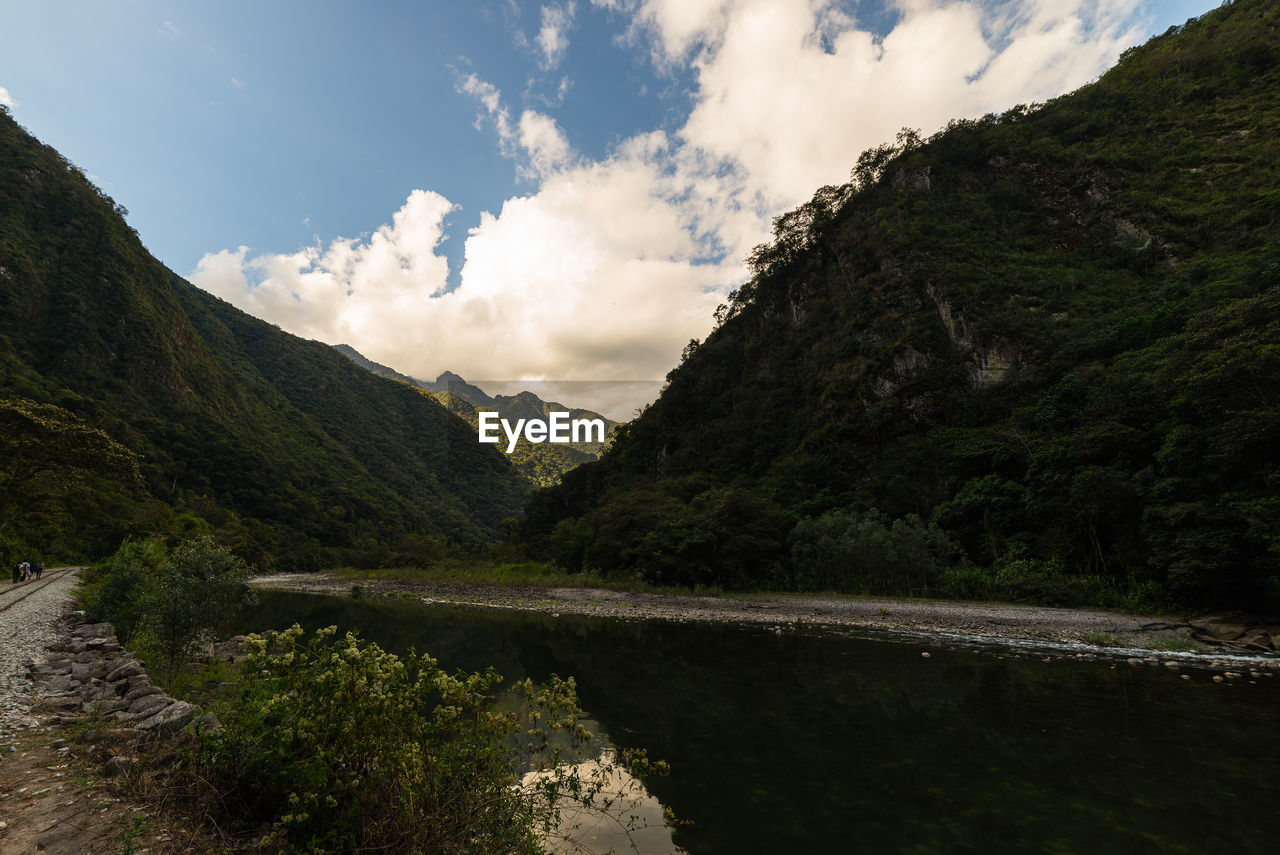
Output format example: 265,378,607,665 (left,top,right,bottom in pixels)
0,566,80,615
